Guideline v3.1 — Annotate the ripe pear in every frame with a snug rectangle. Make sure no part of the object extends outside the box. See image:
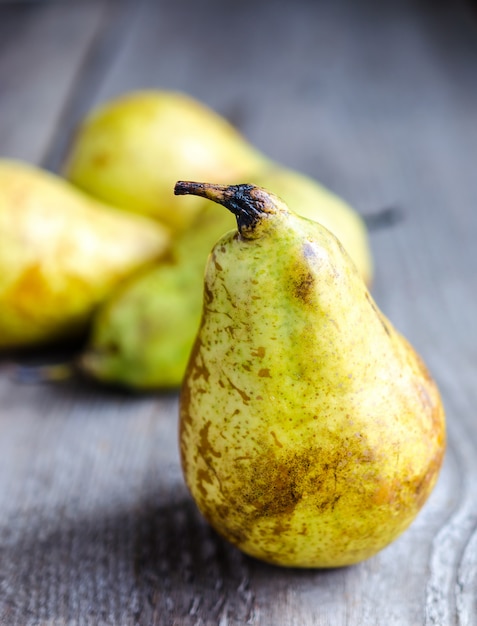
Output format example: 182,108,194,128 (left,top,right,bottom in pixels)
81,166,372,390
0,160,169,349
249,166,373,286
175,181,445,568
80,199,229,389
63,90,267,233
